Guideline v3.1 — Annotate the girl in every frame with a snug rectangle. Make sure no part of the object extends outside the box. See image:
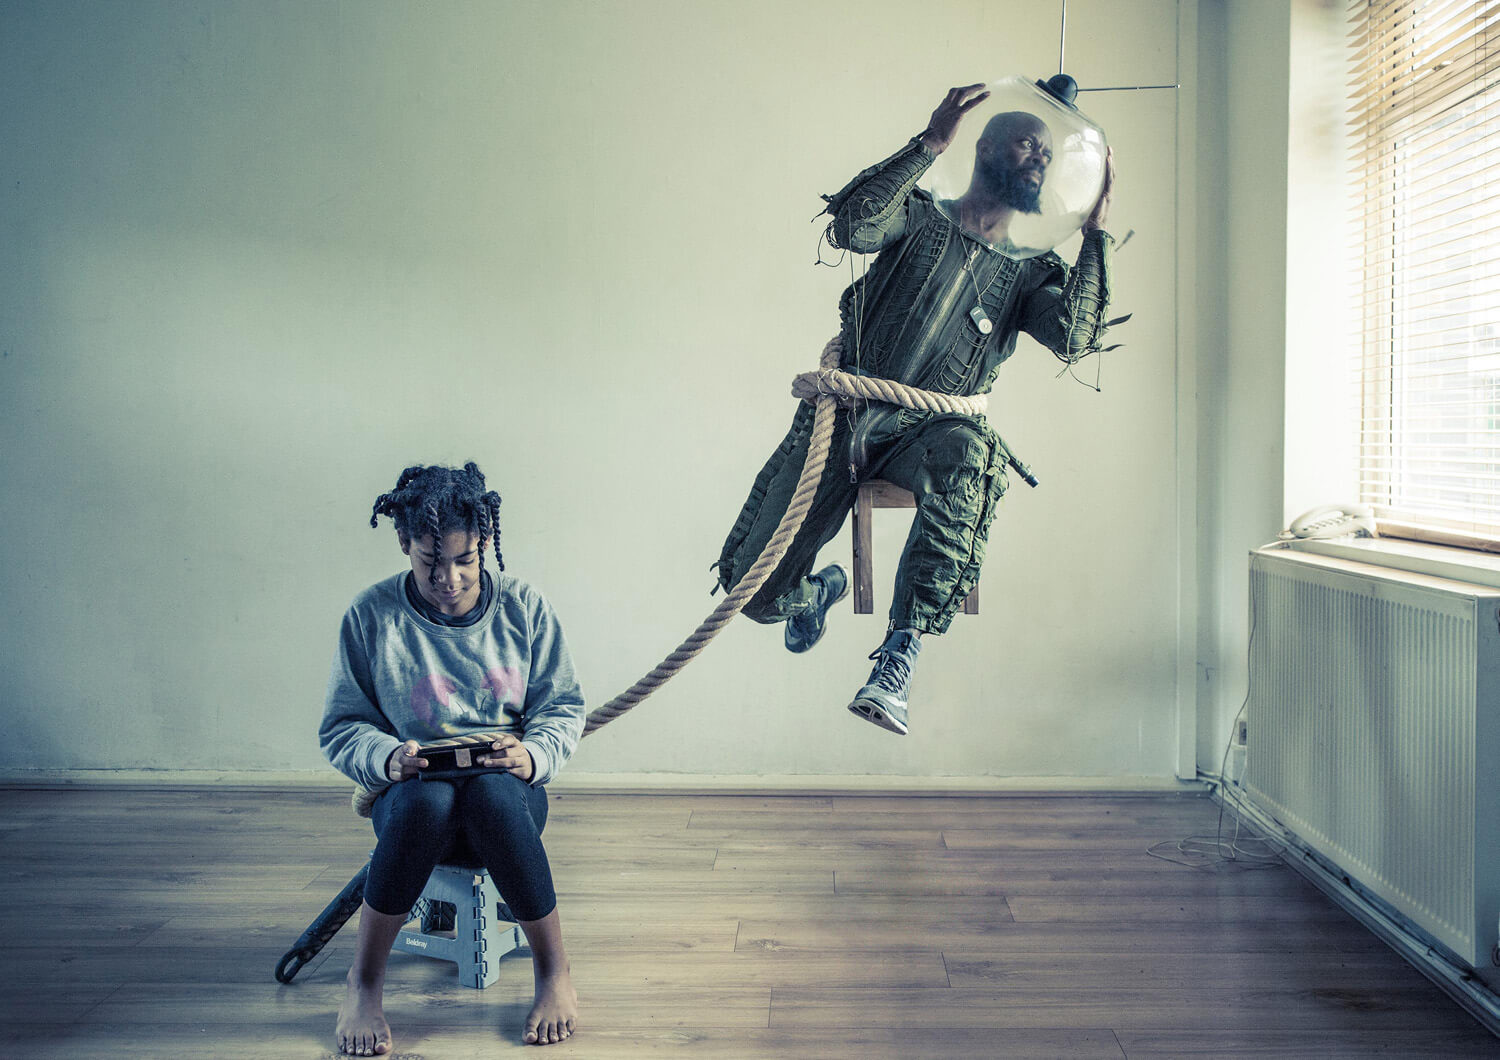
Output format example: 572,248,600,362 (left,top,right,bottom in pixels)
319,463,583,1053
